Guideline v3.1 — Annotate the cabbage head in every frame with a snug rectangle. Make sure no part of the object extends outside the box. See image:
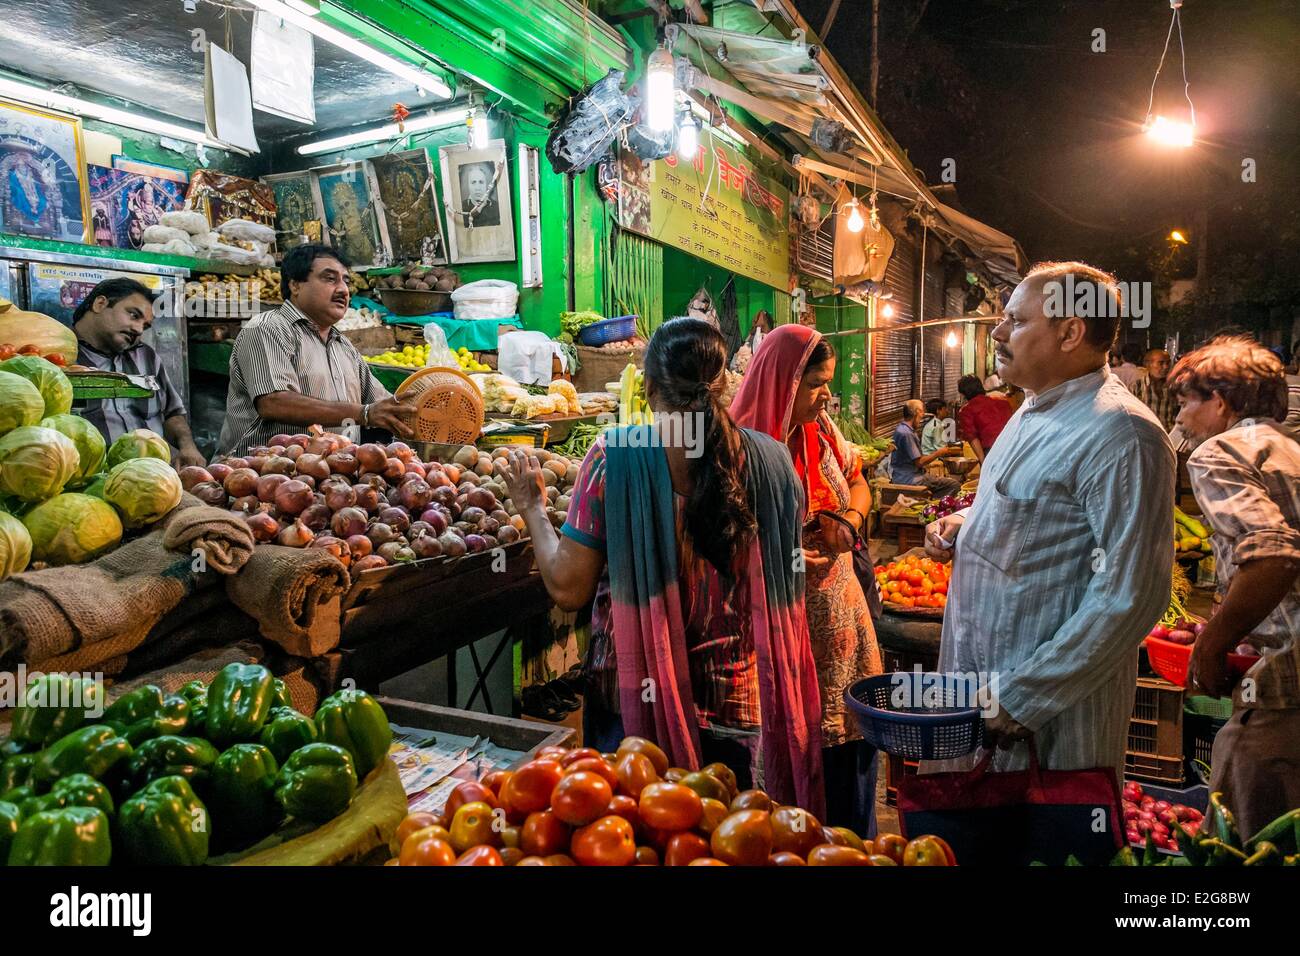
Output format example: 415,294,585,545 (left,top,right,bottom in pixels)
39,414,106,488
22,493,123,565
103,457,183,527
0,355,73,417
0,510,32,579
0,426,79,501
106,428,171,468
0,370,45,437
